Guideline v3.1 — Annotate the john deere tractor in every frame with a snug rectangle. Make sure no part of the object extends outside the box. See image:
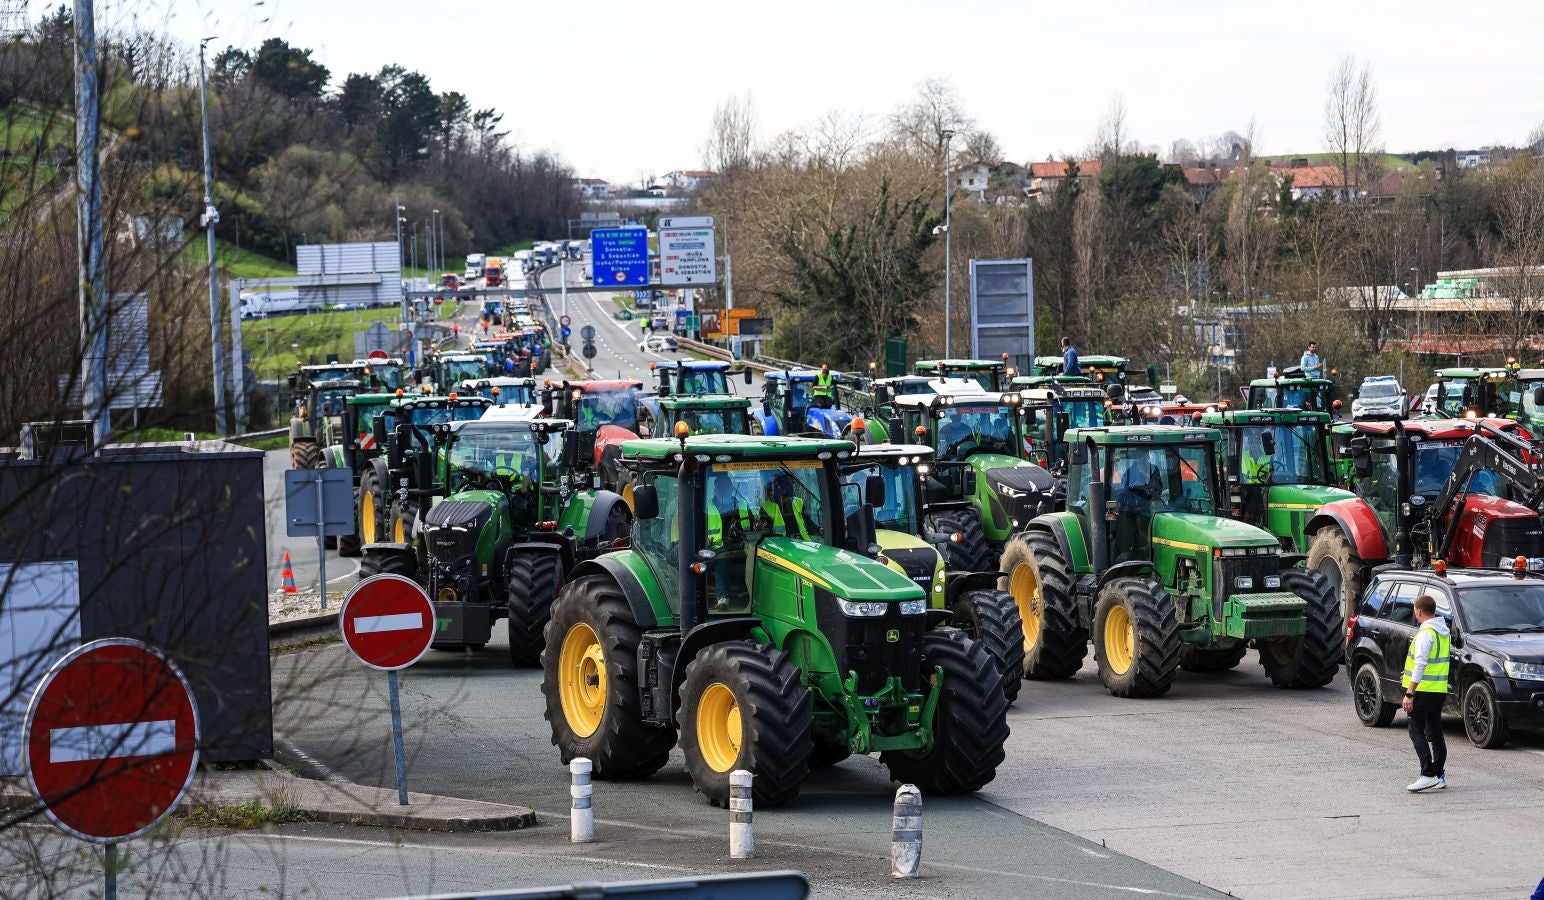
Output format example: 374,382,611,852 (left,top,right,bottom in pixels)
361,416,630,663
1029,353,1128,385
999,424,1341,696
356,394,494,546
913,358,1014,392
1202,409,1353,554
323,391,401,556
841,443,1026,702
1245,366,1336,412
541,434,1010,807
